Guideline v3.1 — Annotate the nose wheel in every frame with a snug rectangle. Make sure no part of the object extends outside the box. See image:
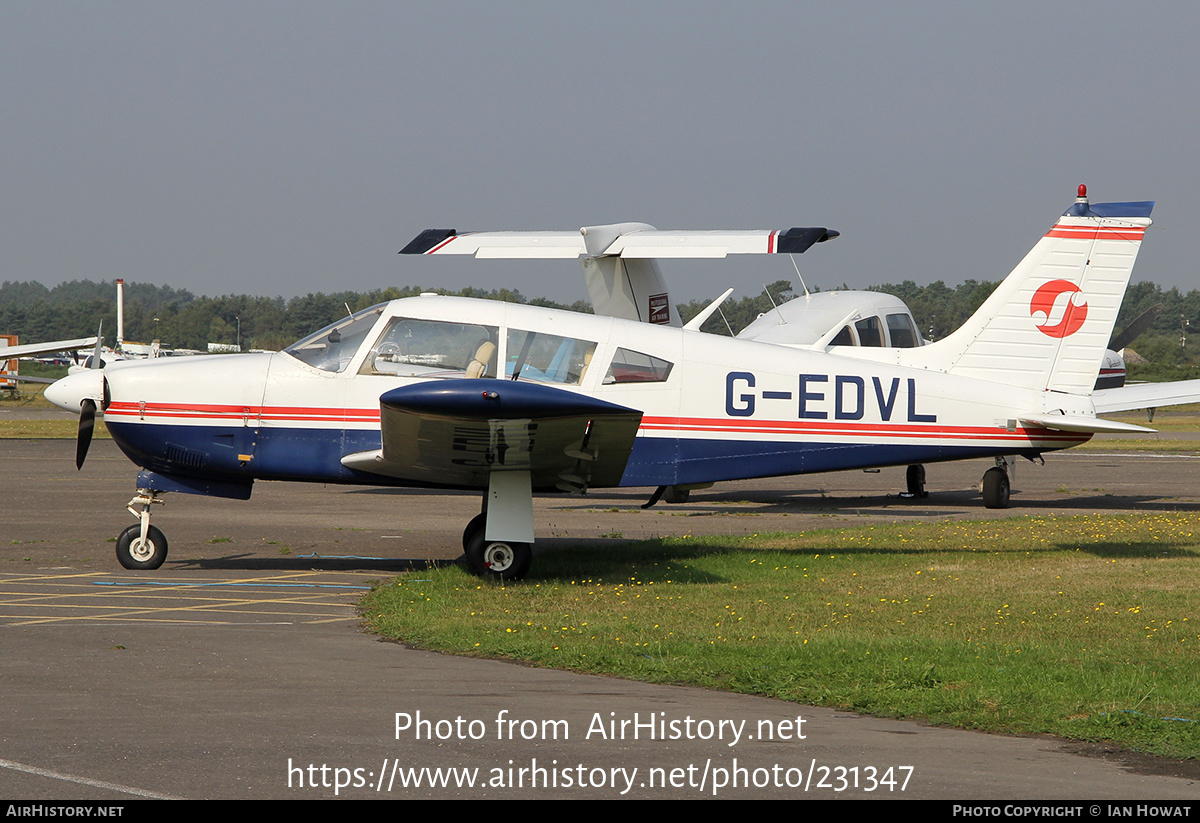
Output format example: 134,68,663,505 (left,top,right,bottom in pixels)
117,489,169,570
116,524,168,570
